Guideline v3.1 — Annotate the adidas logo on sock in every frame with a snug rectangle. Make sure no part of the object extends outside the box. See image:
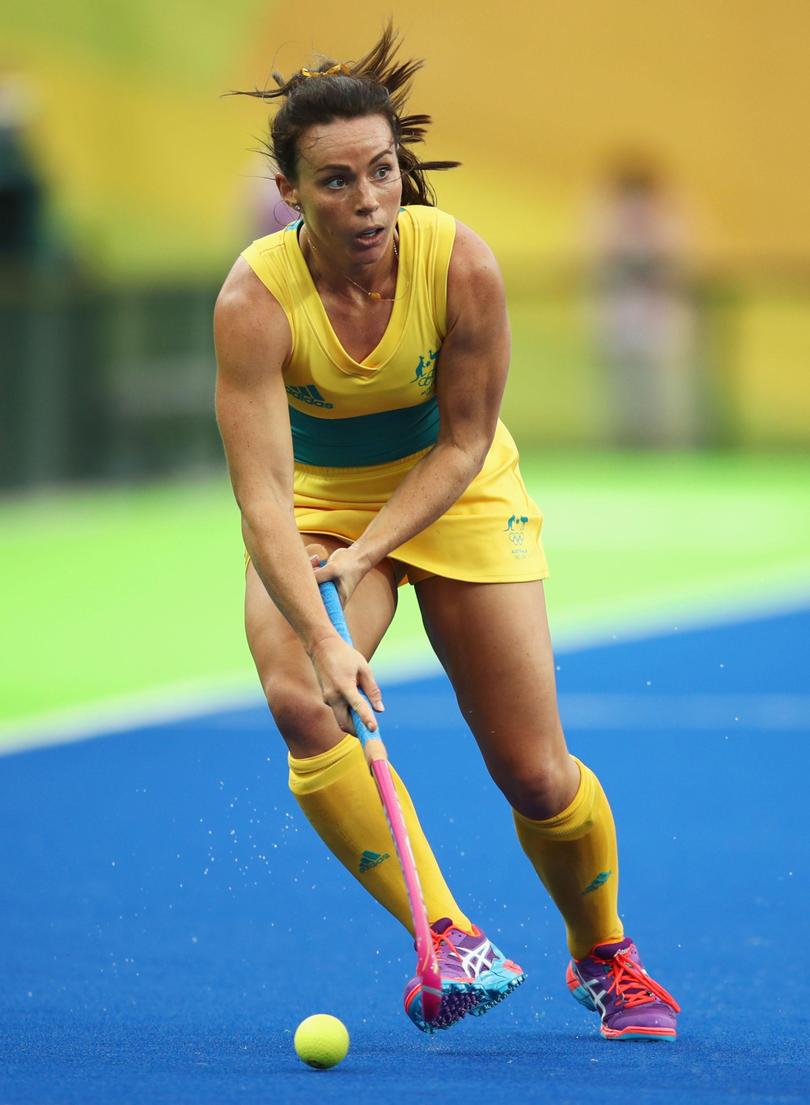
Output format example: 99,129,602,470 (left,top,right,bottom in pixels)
581,870,613,896
358,849,390,873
